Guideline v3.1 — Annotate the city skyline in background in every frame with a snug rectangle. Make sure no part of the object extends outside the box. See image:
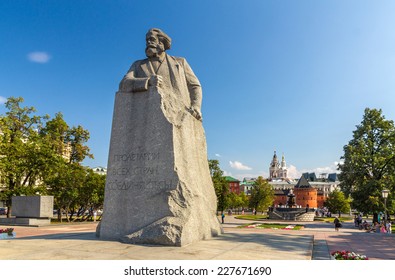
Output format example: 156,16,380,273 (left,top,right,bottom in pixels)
1,1,395,180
